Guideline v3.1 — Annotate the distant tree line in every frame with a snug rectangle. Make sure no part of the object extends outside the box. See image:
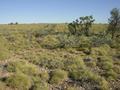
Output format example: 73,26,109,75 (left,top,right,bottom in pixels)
8,22,18,25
